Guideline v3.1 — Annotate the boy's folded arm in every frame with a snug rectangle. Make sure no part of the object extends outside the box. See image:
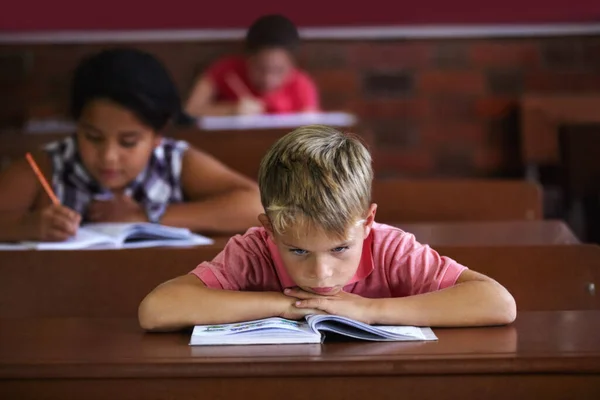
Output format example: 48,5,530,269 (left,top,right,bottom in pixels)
370,270,517,327
138,274,291,331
